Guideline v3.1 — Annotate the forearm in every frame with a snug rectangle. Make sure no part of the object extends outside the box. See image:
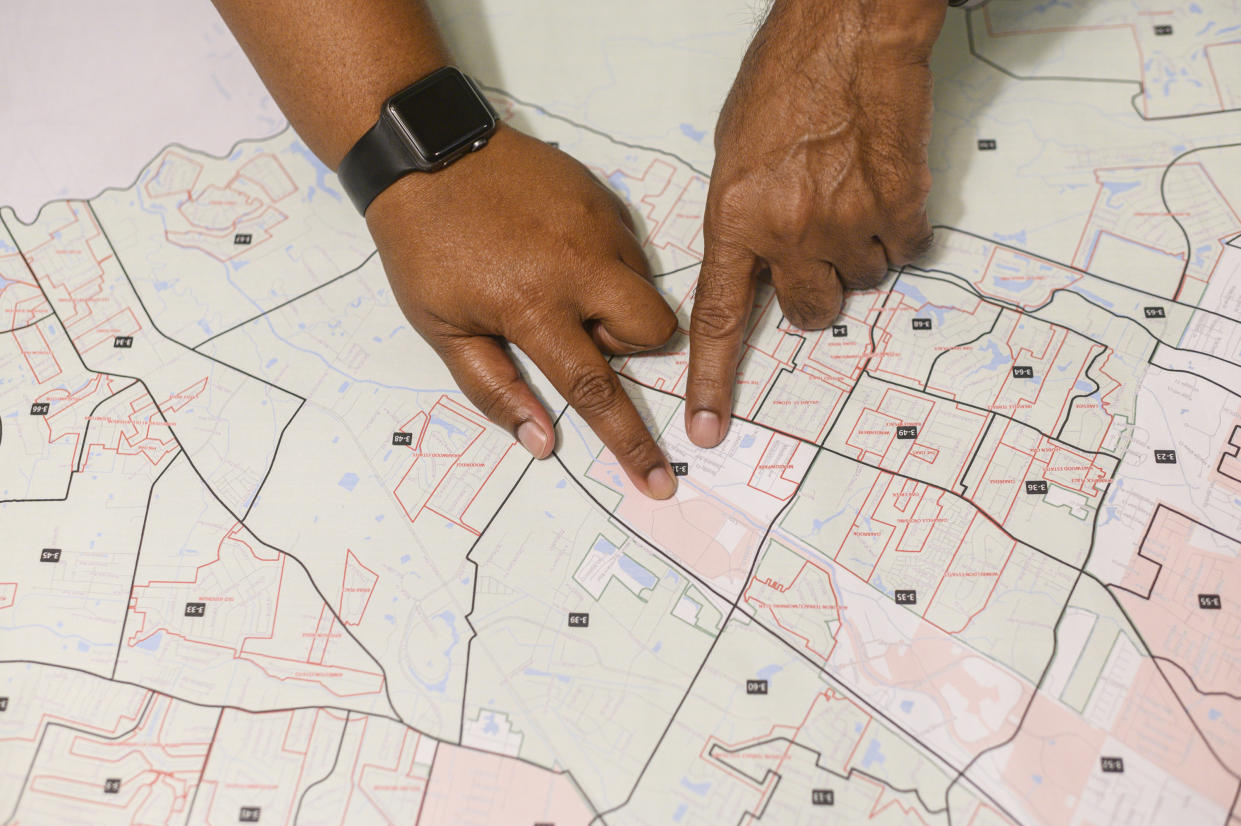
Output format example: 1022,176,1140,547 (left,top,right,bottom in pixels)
763,0,947,59
212,0,451,169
